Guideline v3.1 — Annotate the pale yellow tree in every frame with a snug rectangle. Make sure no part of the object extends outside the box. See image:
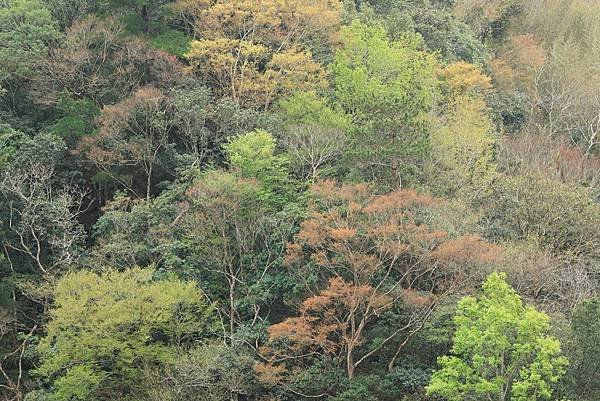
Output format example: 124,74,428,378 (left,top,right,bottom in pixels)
183,0,340,109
